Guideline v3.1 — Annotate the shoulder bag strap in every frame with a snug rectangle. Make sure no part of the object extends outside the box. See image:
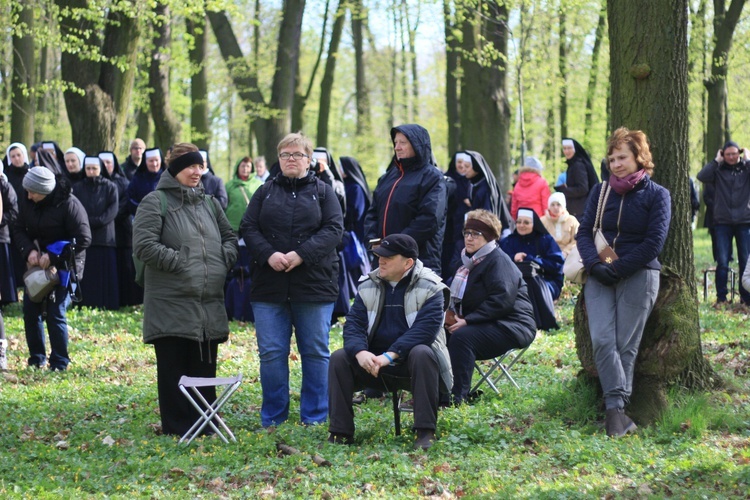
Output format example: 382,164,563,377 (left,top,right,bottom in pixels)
593,182,611,232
